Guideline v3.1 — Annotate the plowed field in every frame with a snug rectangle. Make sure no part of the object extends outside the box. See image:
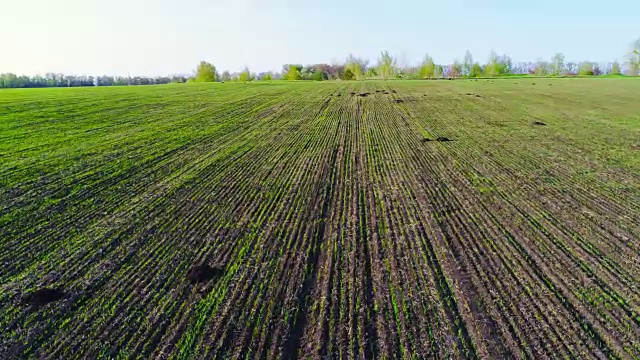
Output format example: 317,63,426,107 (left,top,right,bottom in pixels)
1,79,639,359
